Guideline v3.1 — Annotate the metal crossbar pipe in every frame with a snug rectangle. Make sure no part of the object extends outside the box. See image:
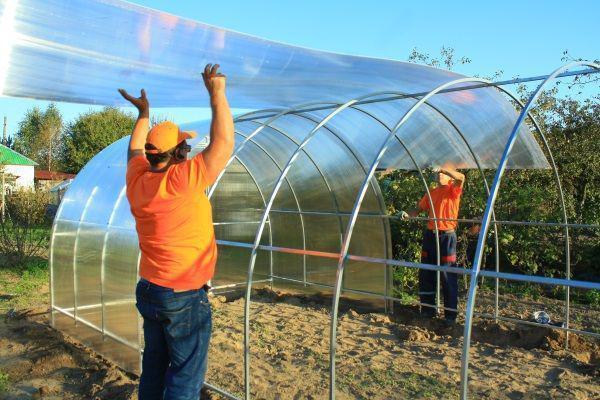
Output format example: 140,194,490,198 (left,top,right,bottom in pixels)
478,270,600,290
233,208,600,229
216,239,600,289
235,68,600,123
